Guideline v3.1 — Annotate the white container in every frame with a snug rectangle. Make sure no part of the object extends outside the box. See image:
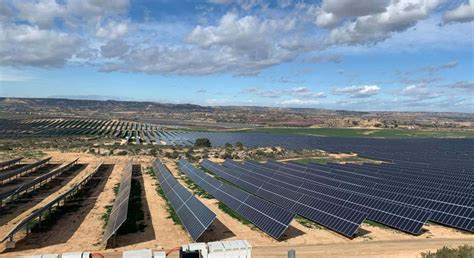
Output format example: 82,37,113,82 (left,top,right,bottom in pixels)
153,251,166,258
122,249,153,258
208,241,226,258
